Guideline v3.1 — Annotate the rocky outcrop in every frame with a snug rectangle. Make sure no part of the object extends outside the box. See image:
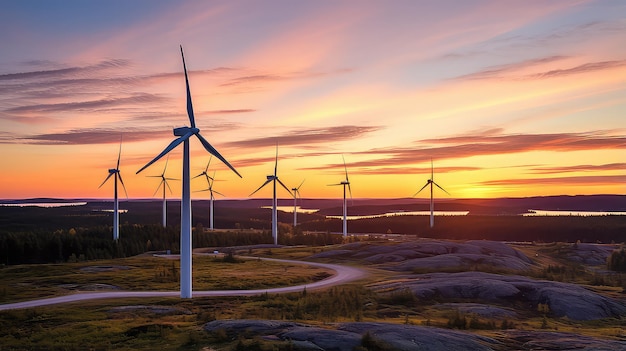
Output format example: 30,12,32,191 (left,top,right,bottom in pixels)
204,320,626,350
310,240,533,271
204,320,498,350
373,271,626,321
